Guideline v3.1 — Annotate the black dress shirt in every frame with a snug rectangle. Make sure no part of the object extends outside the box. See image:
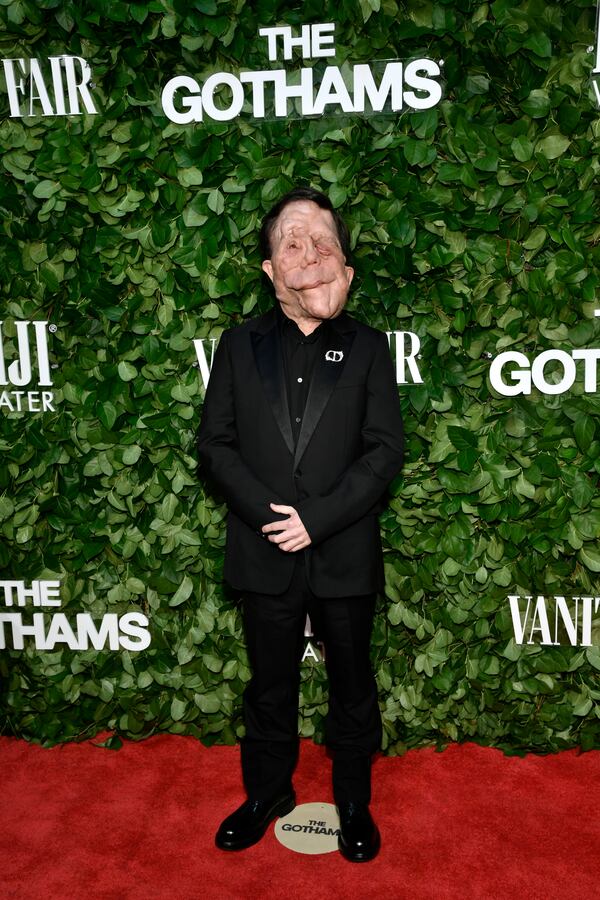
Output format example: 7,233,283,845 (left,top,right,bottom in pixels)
278,307,330,446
